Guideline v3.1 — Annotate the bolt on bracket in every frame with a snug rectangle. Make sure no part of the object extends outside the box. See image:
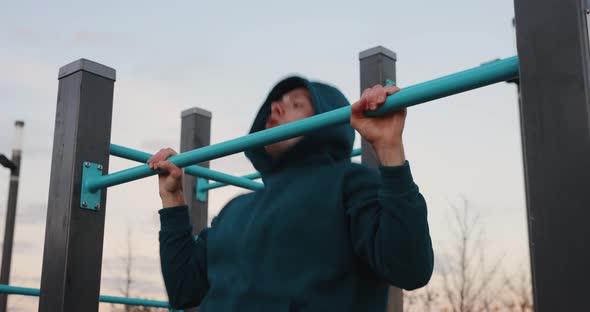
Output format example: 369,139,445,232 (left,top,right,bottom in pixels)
80,161,103,210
